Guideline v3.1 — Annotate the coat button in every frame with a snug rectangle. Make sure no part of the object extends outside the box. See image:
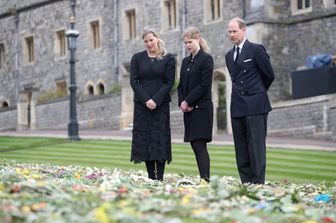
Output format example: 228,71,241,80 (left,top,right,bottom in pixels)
244,70,247,72
240,81,243,83
241,92,244,95
232,82,235,85
187,68,190,71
